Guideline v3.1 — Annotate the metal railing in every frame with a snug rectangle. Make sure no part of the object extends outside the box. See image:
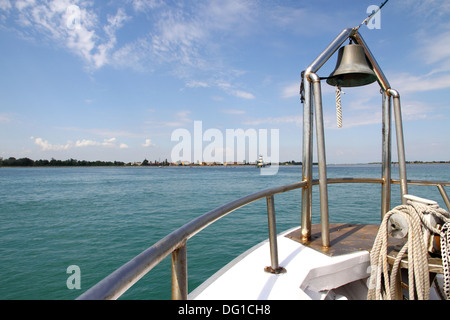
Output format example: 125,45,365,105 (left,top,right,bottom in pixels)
392,179,450,211
77,180,306,300
77,176,450,300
